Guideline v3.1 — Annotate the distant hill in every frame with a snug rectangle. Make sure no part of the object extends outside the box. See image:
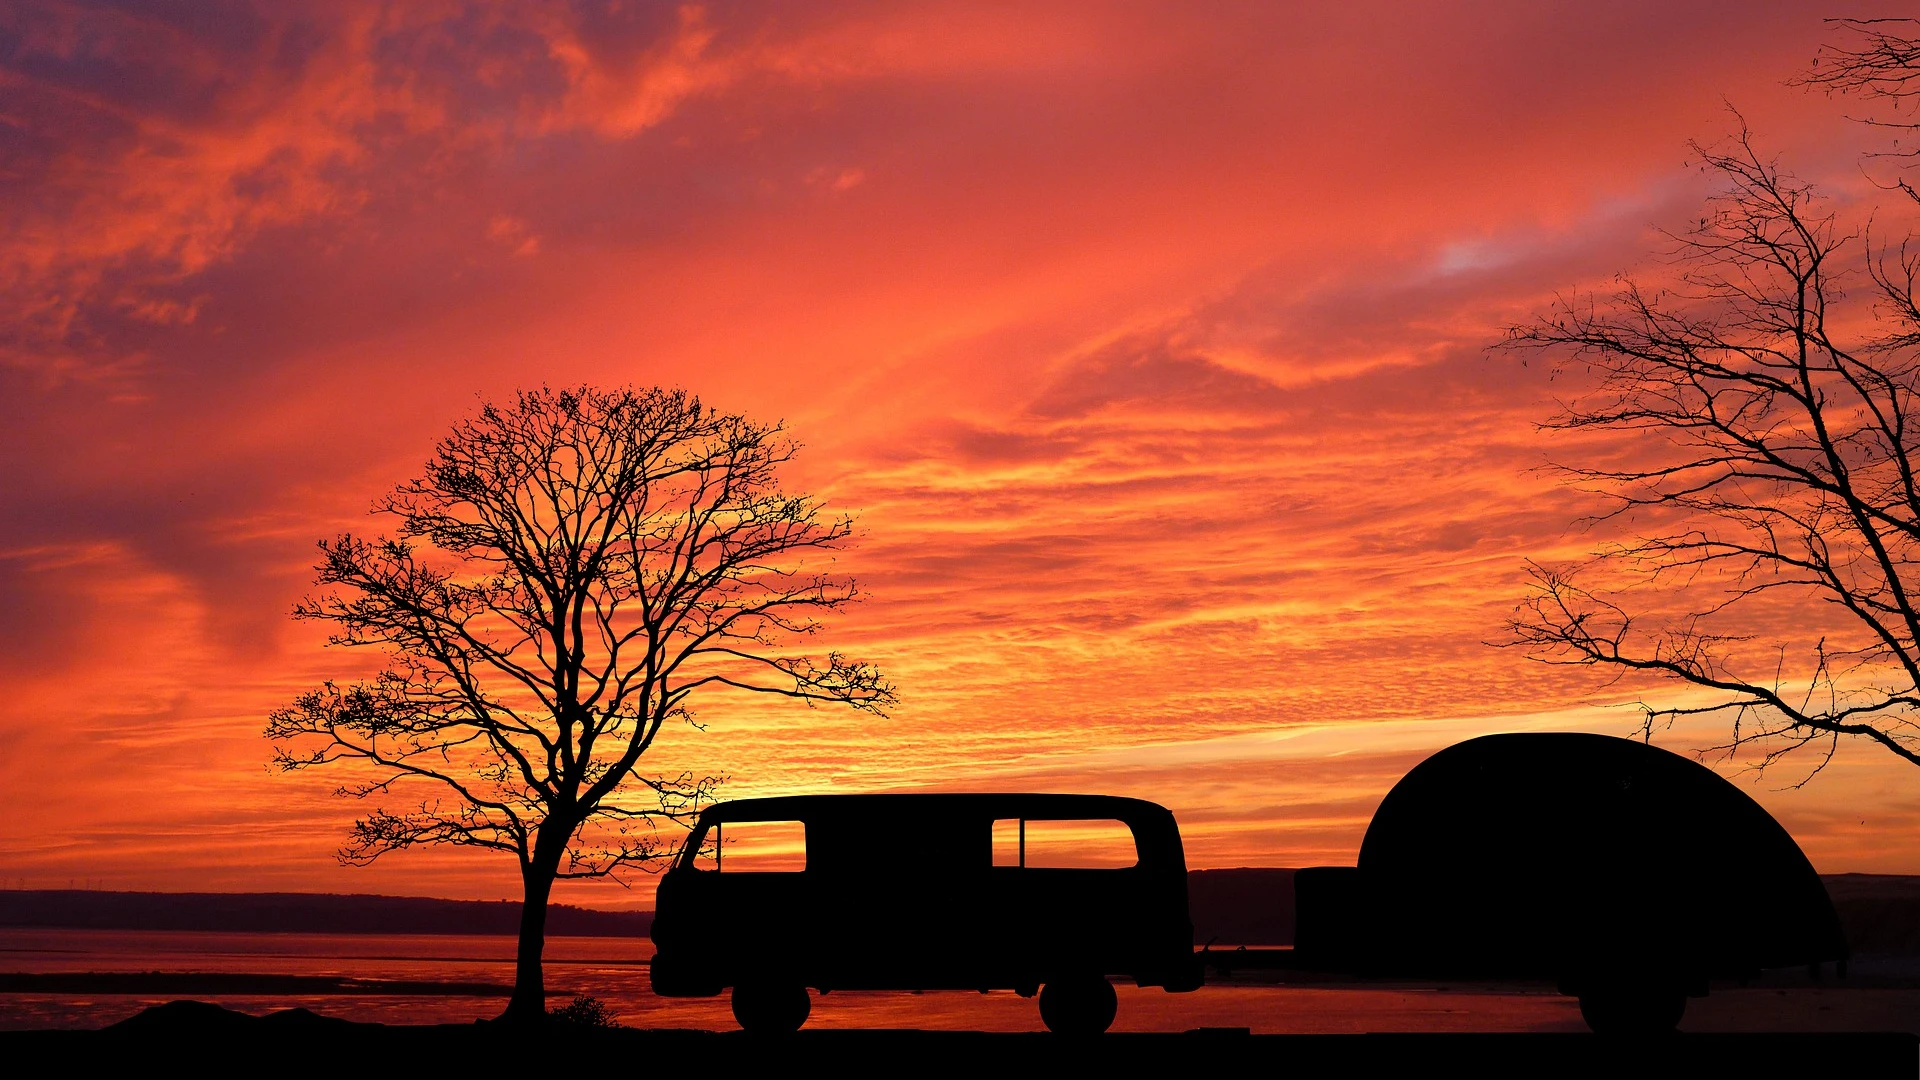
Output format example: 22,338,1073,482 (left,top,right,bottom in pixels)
1185,869,1920,955
1188,868,1296,945
0,891,651,937
1820,874,1920,956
